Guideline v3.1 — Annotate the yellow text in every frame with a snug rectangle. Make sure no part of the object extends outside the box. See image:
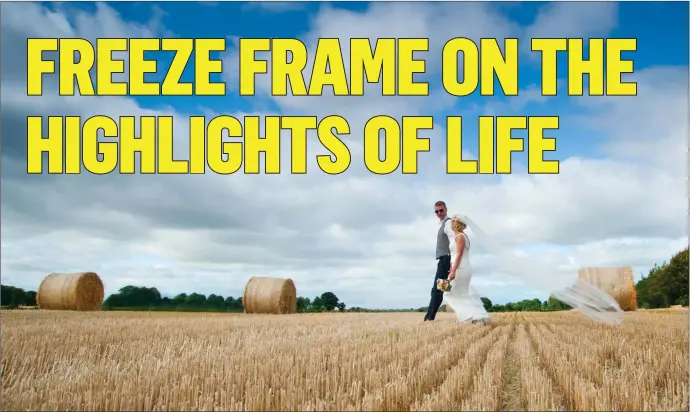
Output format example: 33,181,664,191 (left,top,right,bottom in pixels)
531,38,637,96
446,116,560,174
26,38,227,96
26,115,352,175
239,38,430,96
